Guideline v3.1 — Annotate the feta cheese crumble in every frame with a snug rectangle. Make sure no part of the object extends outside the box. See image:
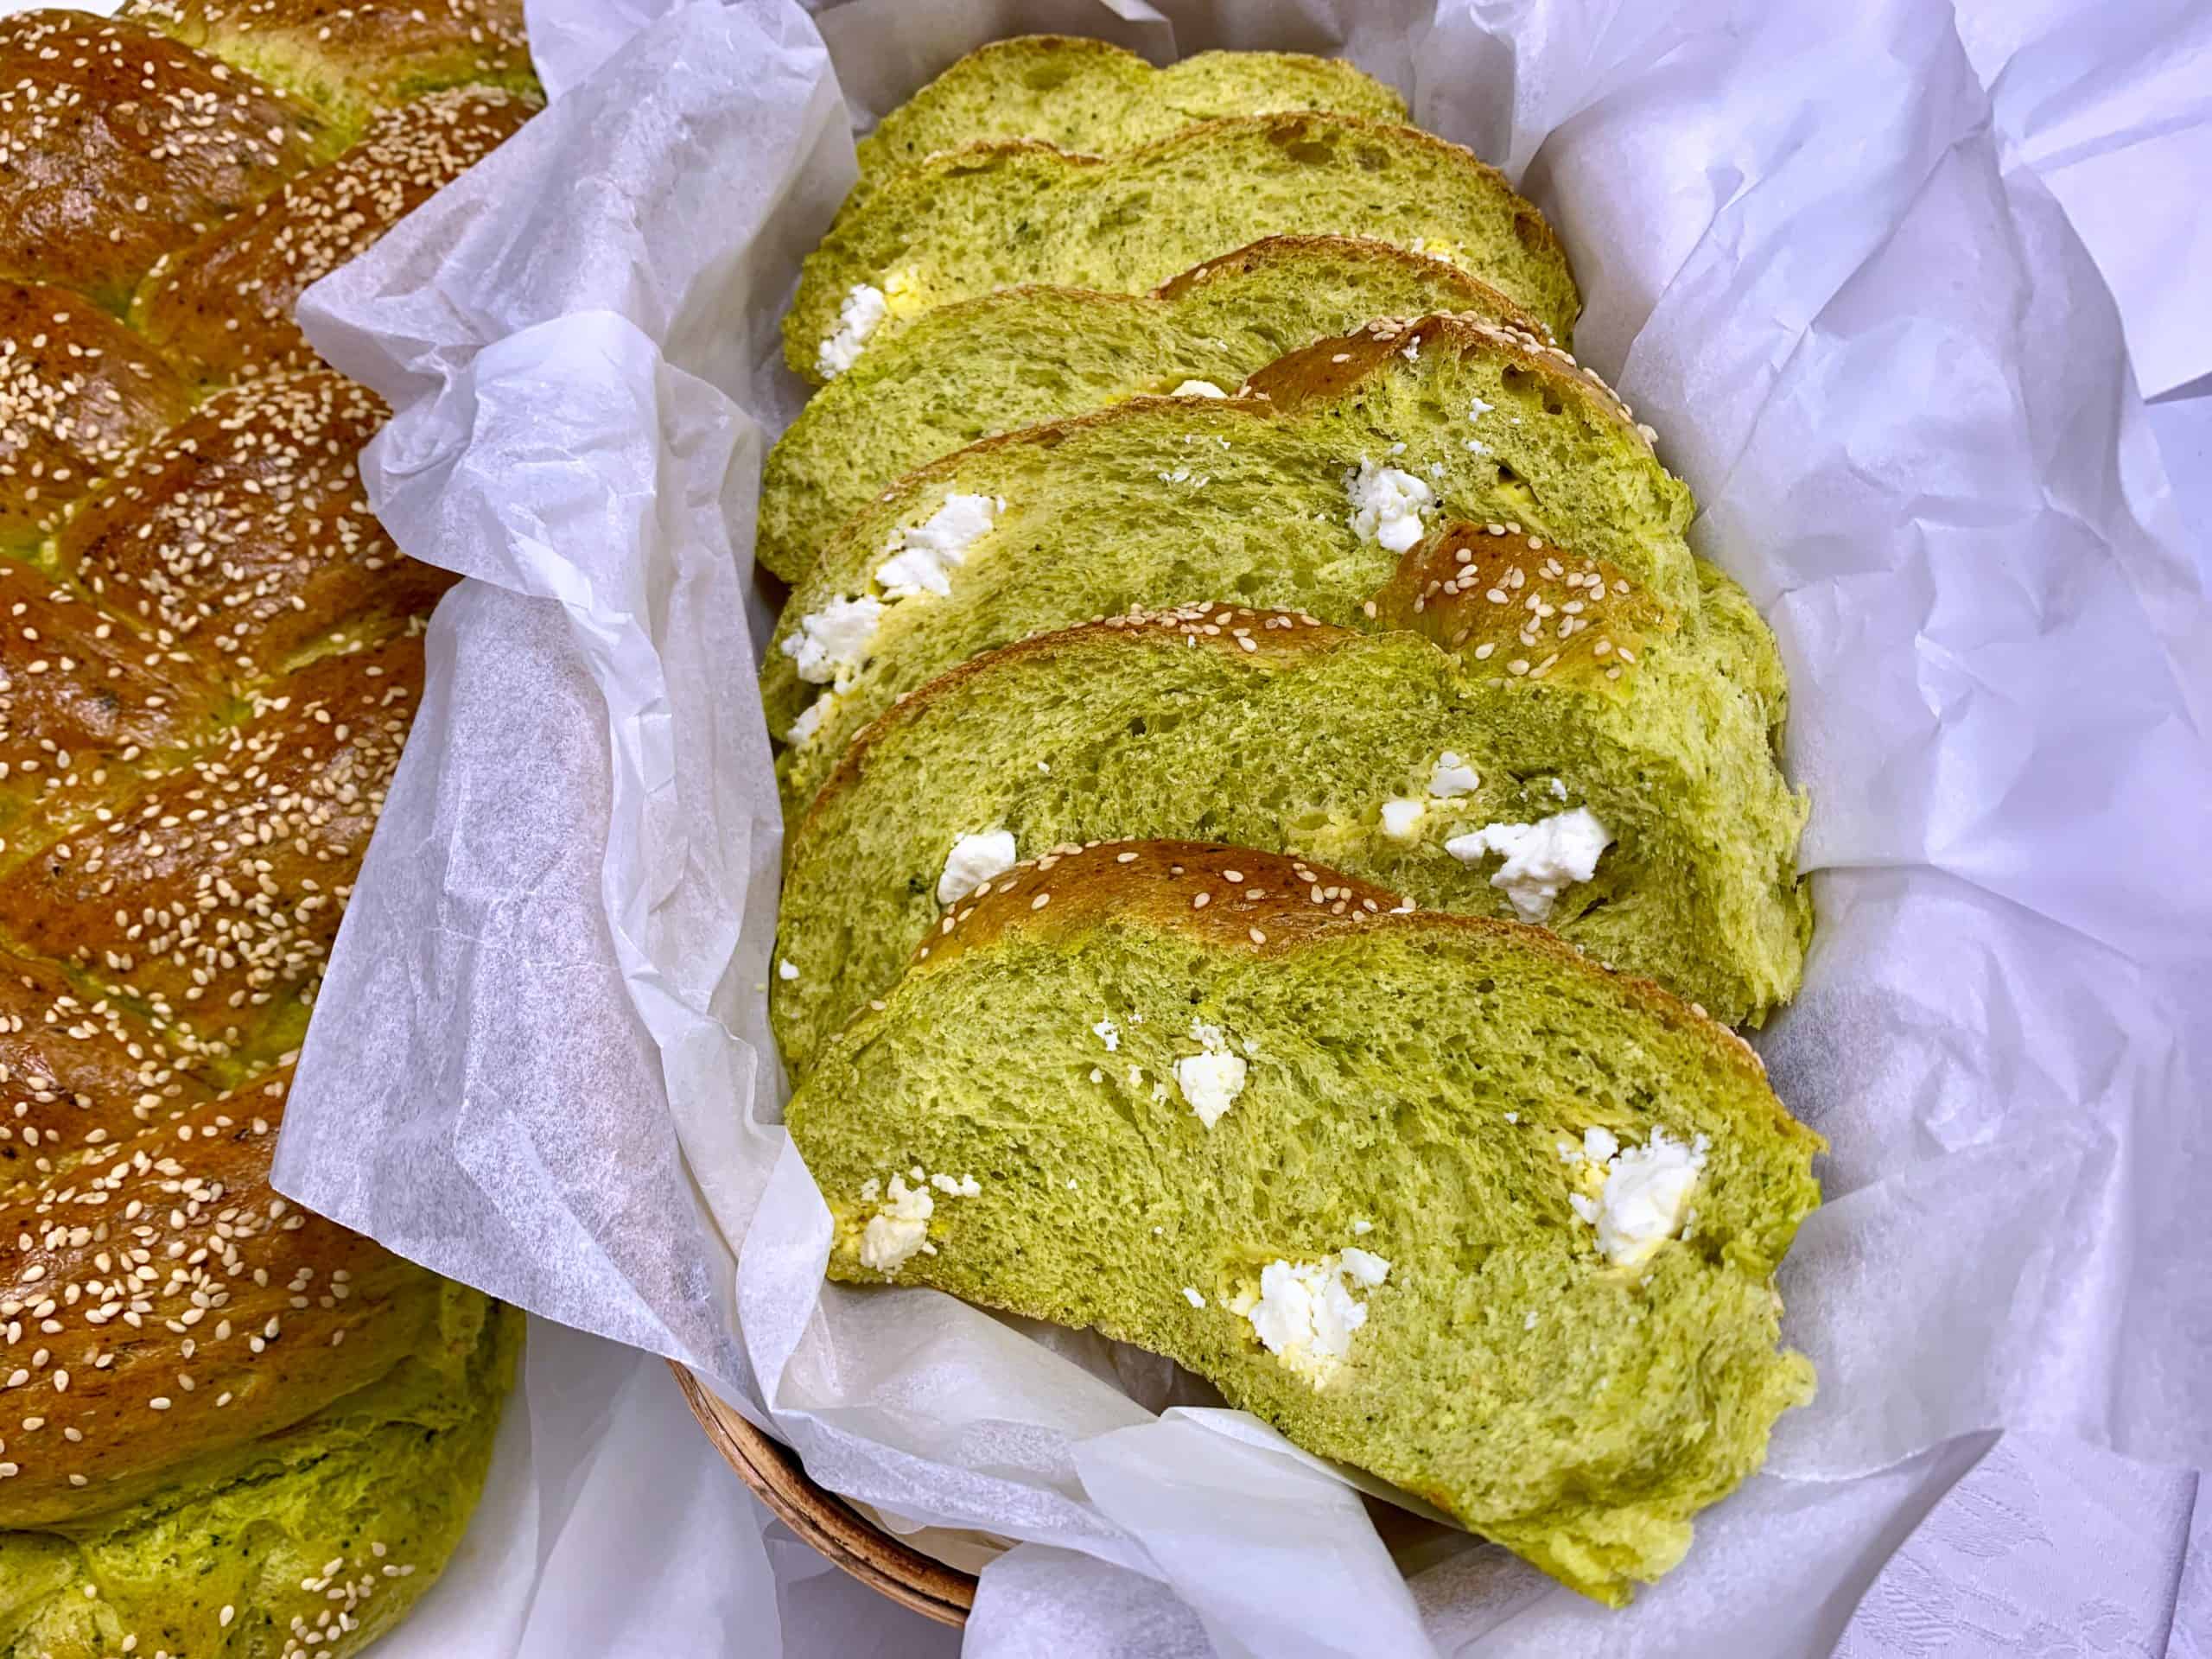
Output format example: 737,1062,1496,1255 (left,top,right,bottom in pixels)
1445,807,1612,923
858,1175,933,1274
1182,1286,1207,1307
1564,1128,1708,1267
1231,1248,1392,1385
1172,379,1228,397
779,593,884,686
1379,798,1426,840
1345,460,1435,553
777,958,799,982
857,1170,979,1274
1174,1020,1248,1128
938,830,1017,906
1427,752,1480,798
785,696,834,747
781,493,1011,746
1092,1016,1122,1052
817,283,891,378
876,493,1005,599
